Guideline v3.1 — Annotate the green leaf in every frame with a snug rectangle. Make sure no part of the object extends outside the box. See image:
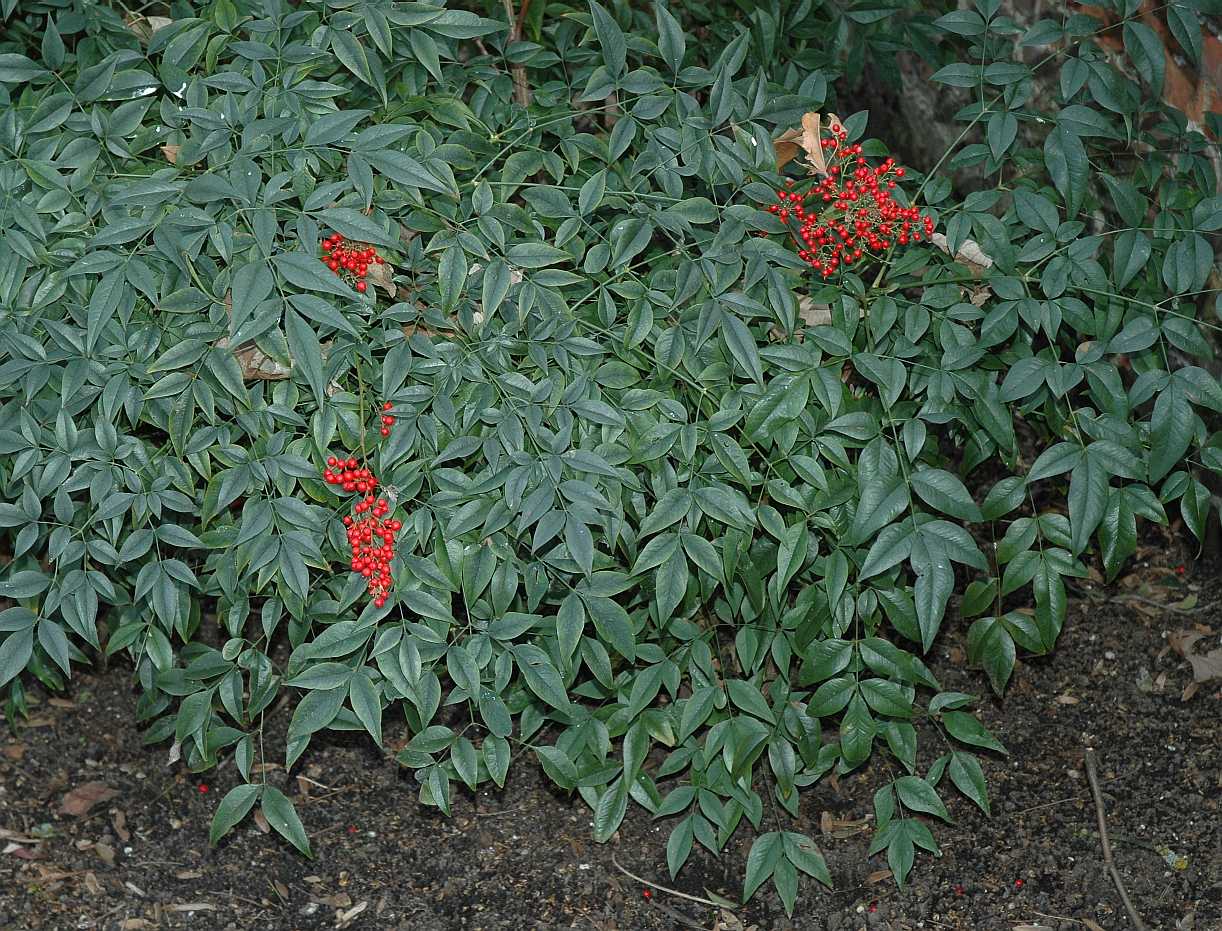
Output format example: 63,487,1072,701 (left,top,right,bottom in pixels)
941,710,1006,755
1167,2,1201,65
840,692,874,768
894,775,949,820
722,313,764,385
589,2,627,78
947,751,990,815
1043,124,1087,218
349,671,383,746
910,469,982,522
1149,386,1193,484
584,595,636,660
0,628,34,689
967,617,1015,695
507,242,570,268
593,778,628,842
438,244,468,312
317,208,397,249
744,831,783,901
209,784,260,844
726,679,776,724
655,5,686,73
283,310,327,409
261,786,312,856
275,252,357,299
511,644,571,712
